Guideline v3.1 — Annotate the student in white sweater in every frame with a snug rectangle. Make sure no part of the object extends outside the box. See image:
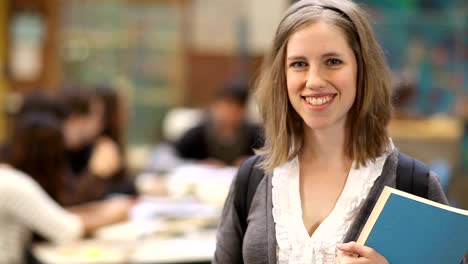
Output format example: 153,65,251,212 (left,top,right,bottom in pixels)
0,112,133,263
